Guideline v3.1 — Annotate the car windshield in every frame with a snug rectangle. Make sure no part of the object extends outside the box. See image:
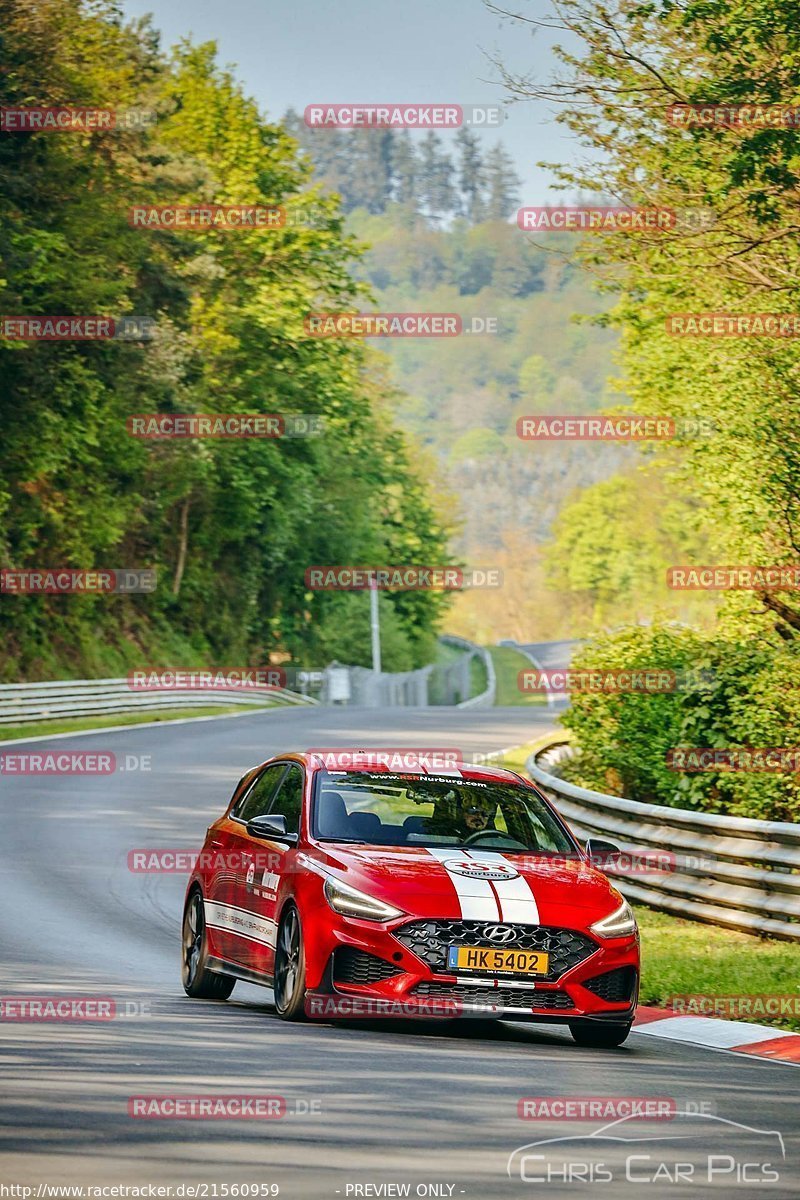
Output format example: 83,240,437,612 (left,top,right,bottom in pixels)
312,771,578,854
